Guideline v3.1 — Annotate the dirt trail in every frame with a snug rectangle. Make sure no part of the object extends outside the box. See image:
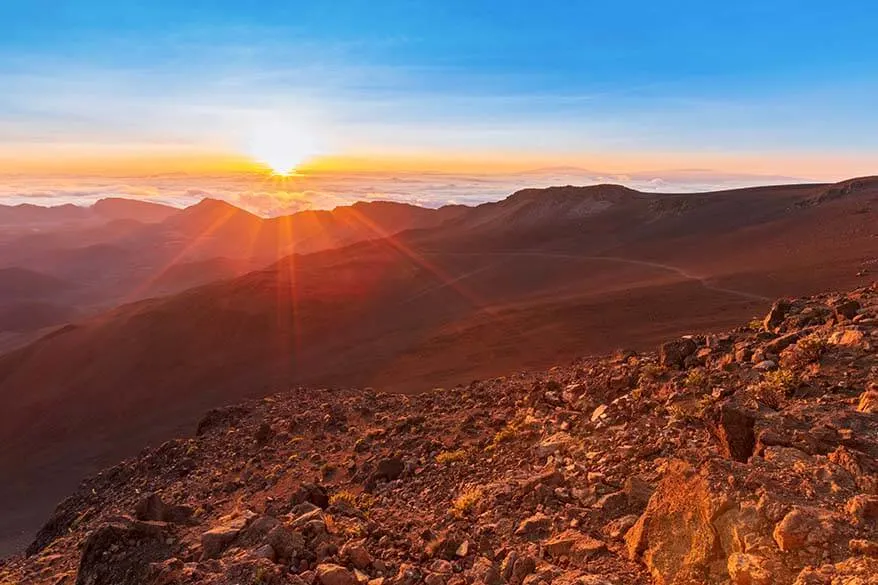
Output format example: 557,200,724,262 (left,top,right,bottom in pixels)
425,250,771,302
